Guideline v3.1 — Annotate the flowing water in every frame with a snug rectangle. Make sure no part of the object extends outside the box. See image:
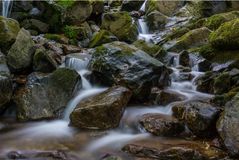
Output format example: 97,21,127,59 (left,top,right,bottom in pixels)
0,1,214,159
1,0,13,17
